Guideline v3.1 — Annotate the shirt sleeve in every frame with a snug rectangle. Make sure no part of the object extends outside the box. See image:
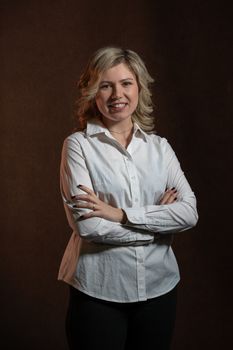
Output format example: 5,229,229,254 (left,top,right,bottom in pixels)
123,139,198,234
60,136,154,245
